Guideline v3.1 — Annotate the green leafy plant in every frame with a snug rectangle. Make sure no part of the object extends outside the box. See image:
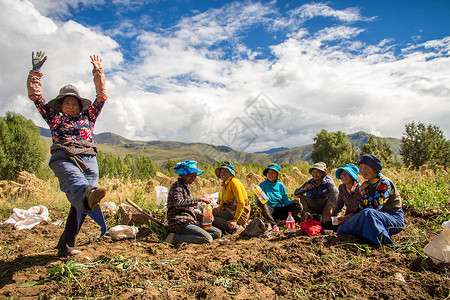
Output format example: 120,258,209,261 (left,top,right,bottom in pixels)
96,254,140,271
19,260,88,287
